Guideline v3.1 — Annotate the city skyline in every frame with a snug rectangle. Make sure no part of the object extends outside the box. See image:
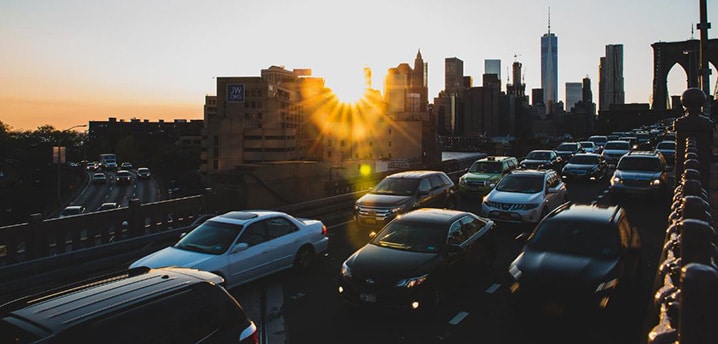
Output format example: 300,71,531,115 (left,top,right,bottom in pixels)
0,0,714,131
